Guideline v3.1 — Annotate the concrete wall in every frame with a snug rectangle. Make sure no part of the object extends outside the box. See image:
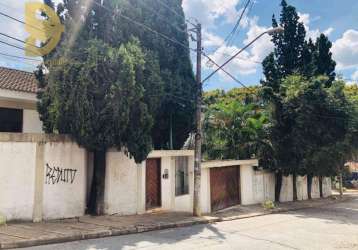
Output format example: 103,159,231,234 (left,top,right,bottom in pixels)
296,175,308,201
240,166,275,205
23,109,43,133
322,177,332,197
0,141,37,221
0,133,86,222
311,177,320,199
104,151,139,216
280,175,293,202
200,168,211,214
103,150,195,215
42,142,87,220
